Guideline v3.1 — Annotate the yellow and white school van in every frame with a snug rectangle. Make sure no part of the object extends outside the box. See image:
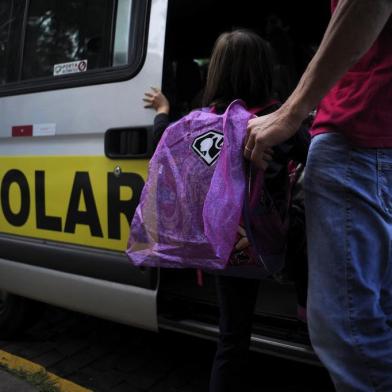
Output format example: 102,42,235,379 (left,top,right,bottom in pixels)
0,0,328,363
